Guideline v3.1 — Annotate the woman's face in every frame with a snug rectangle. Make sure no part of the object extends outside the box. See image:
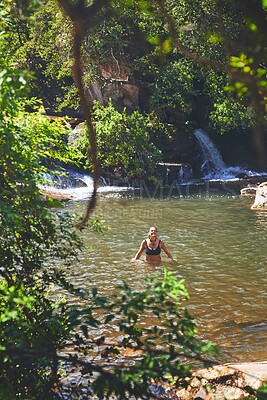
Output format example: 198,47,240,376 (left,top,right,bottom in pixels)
148,227,157,238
